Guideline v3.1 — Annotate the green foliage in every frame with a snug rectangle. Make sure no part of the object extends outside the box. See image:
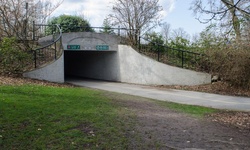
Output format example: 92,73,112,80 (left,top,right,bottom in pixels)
169,36,190,50
145,32,165,52
195,25,225,51
46,15,93,34
0,37,31,75
101,18,114,34
140,31,206,70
